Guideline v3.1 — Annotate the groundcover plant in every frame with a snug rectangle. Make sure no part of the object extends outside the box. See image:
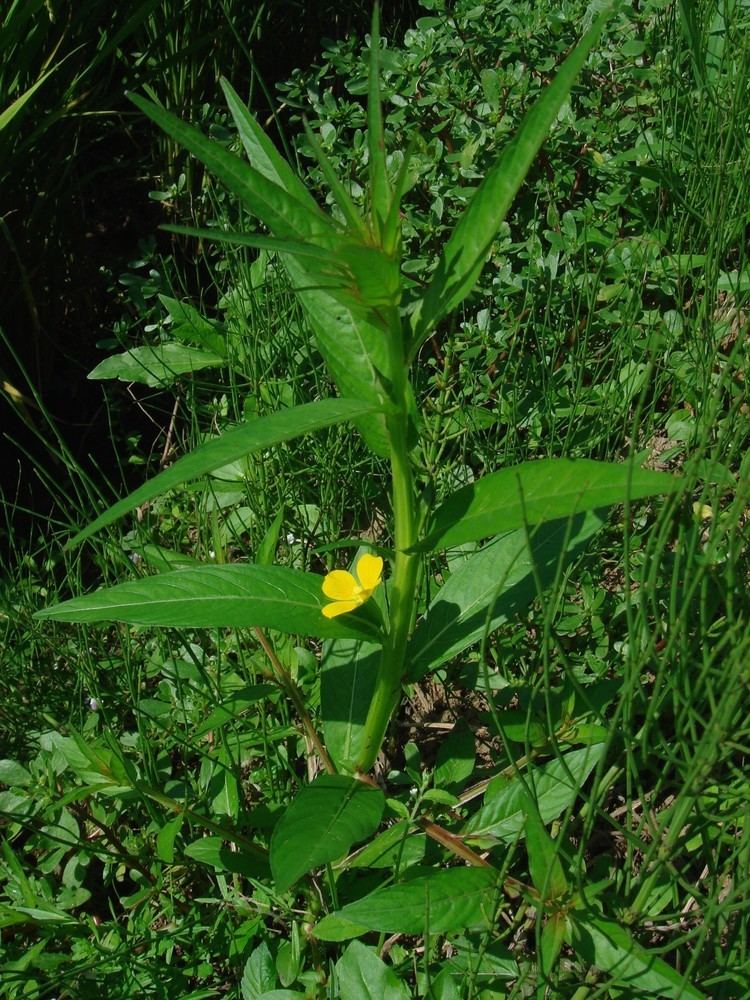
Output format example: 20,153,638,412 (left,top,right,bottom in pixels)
4,1,747,996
